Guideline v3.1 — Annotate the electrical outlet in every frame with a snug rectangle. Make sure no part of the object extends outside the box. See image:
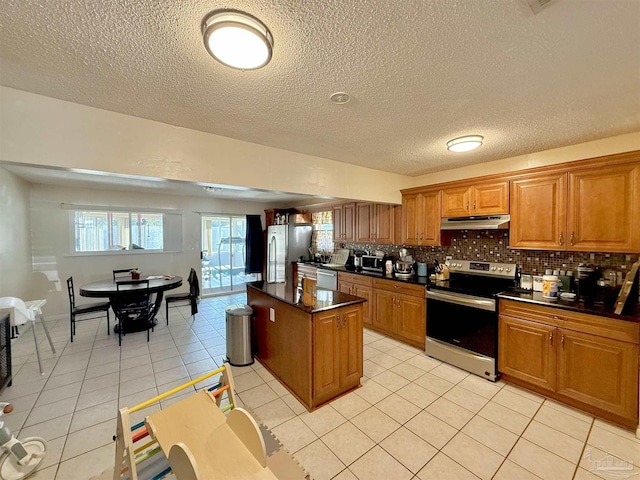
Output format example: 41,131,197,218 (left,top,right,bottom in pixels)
269,308,275,322
590,253,595,260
